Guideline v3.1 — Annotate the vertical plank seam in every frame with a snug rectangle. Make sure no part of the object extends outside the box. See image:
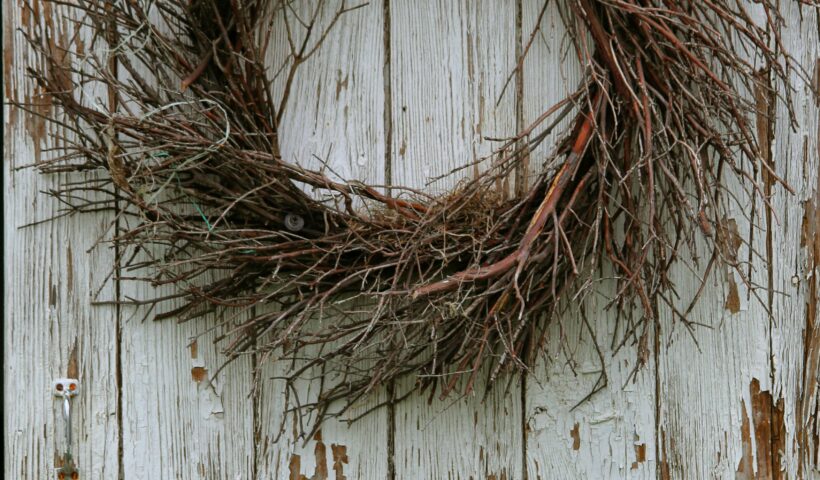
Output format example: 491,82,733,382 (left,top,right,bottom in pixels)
252,306,260,480
114,195,124,480
383,1,396,479
383,0,393,192
514,0,527,197
516,2,529,479
764,14,779,479
104,3,125,477
654,300,663,478
521,368,528,480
